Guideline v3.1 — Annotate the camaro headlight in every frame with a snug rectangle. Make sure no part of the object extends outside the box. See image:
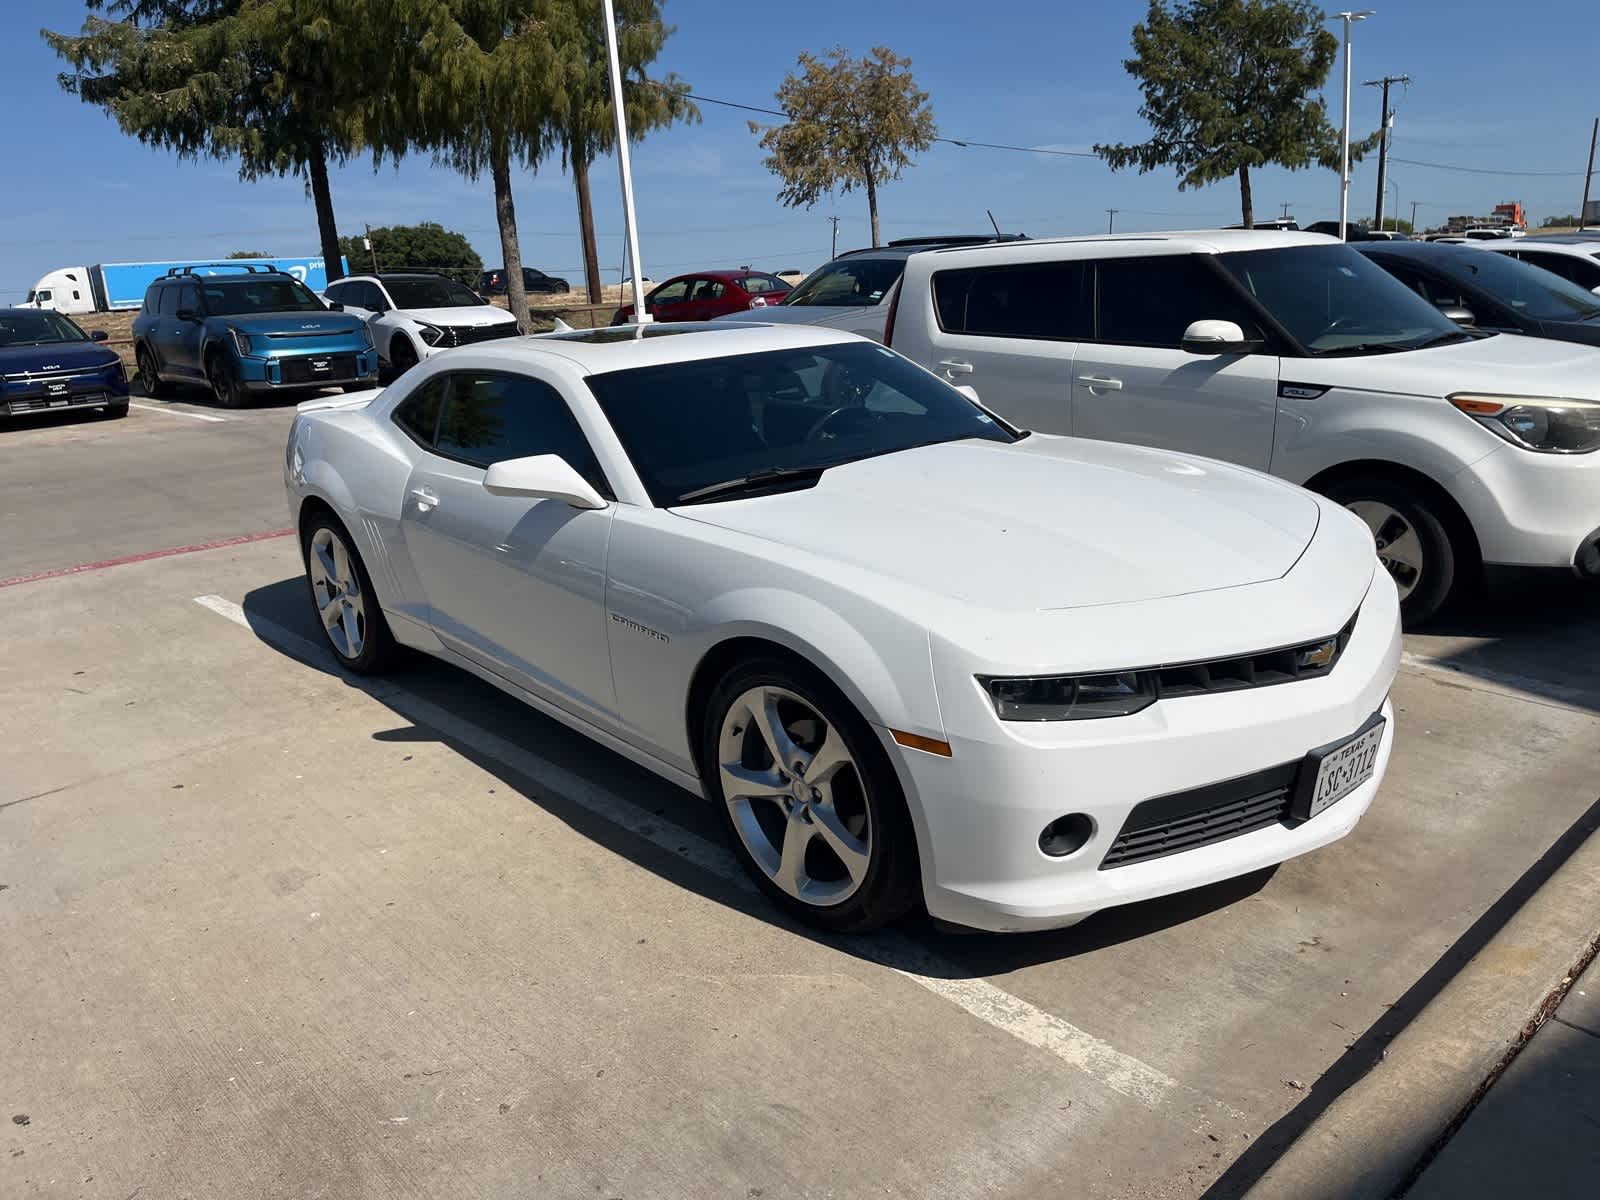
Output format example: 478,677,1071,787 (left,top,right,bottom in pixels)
980,671,1157,721
1449,394,1600,454
416,323,445,347
227,327,253,356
